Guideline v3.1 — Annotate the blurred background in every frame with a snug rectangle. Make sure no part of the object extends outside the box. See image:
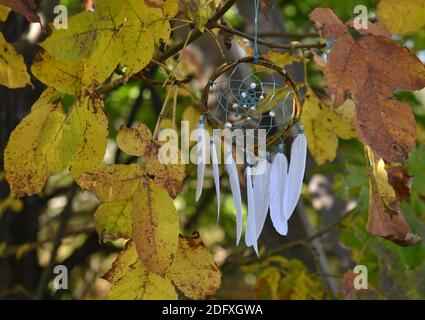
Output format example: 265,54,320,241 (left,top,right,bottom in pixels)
1,0,425,300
